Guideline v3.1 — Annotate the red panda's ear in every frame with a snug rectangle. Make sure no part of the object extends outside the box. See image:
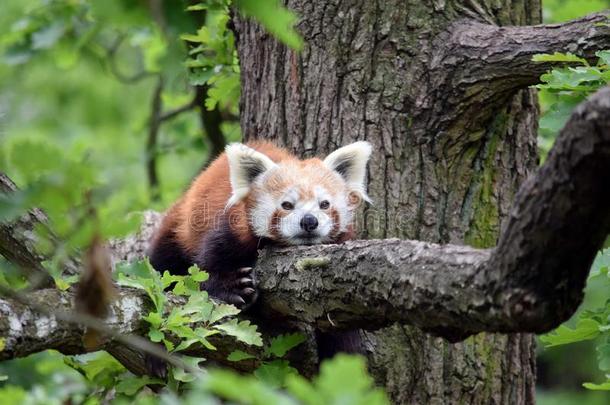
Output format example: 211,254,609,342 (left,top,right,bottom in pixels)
323,141,373,203
226,143,277,206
